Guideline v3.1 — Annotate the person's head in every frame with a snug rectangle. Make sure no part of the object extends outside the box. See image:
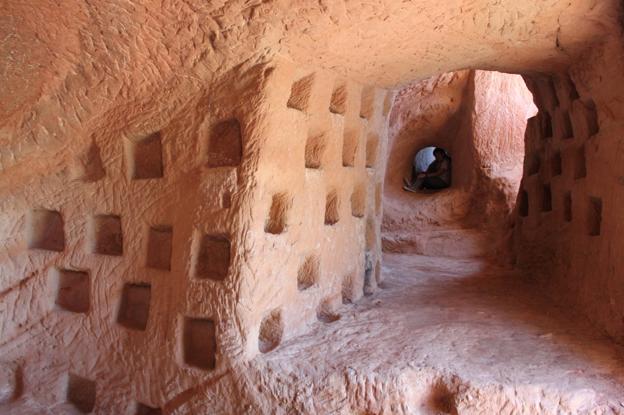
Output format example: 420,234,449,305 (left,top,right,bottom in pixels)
433,147,446,160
